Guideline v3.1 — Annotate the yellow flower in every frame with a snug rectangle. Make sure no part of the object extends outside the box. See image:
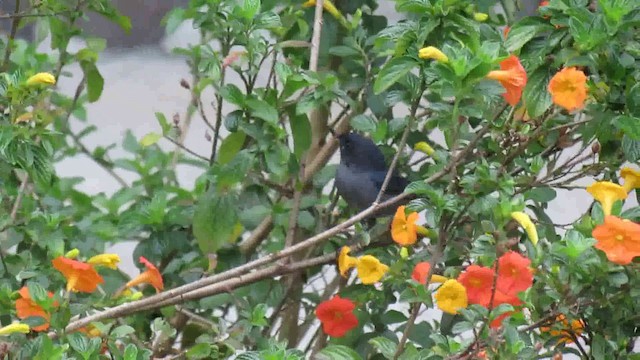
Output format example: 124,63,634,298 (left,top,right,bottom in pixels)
620,167,640,193
510,212,539,245
14,112,33,124
26,72,56,86
64,248,80,259
338,246,358,277
87,253,121,269
418,46,449,64
548,67,587,112
391,206,419,246
434,279,468,314
586,181,627,216
303,0,345,25
0,322,30,336
356,255,389,285
414,141,435,156
474,12,489,22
